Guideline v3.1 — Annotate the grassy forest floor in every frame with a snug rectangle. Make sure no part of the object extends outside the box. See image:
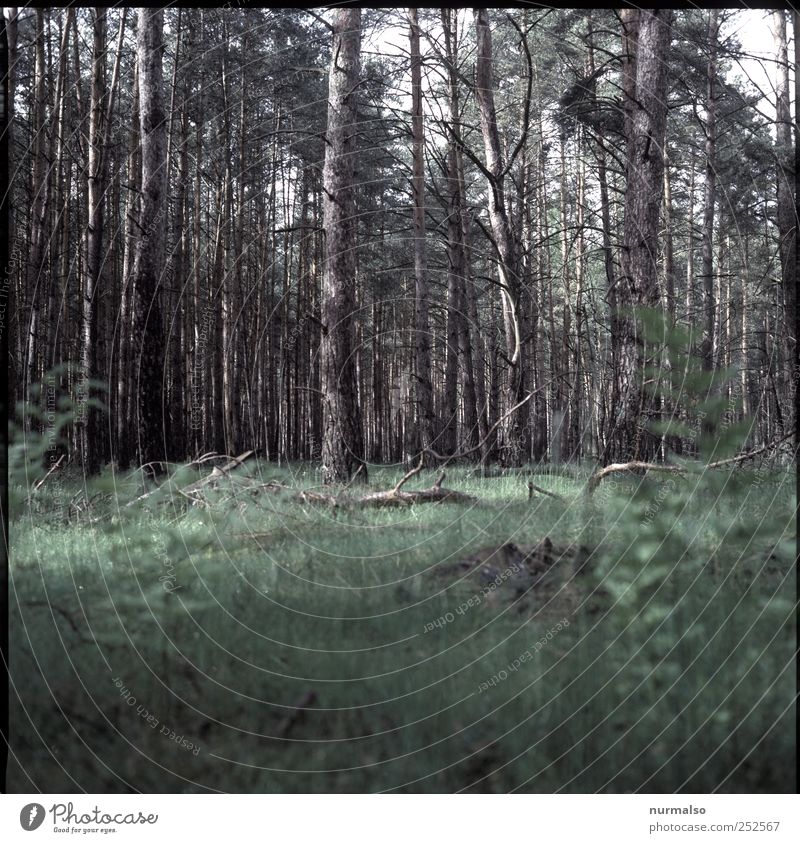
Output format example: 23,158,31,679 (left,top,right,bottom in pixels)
8,459,797,793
